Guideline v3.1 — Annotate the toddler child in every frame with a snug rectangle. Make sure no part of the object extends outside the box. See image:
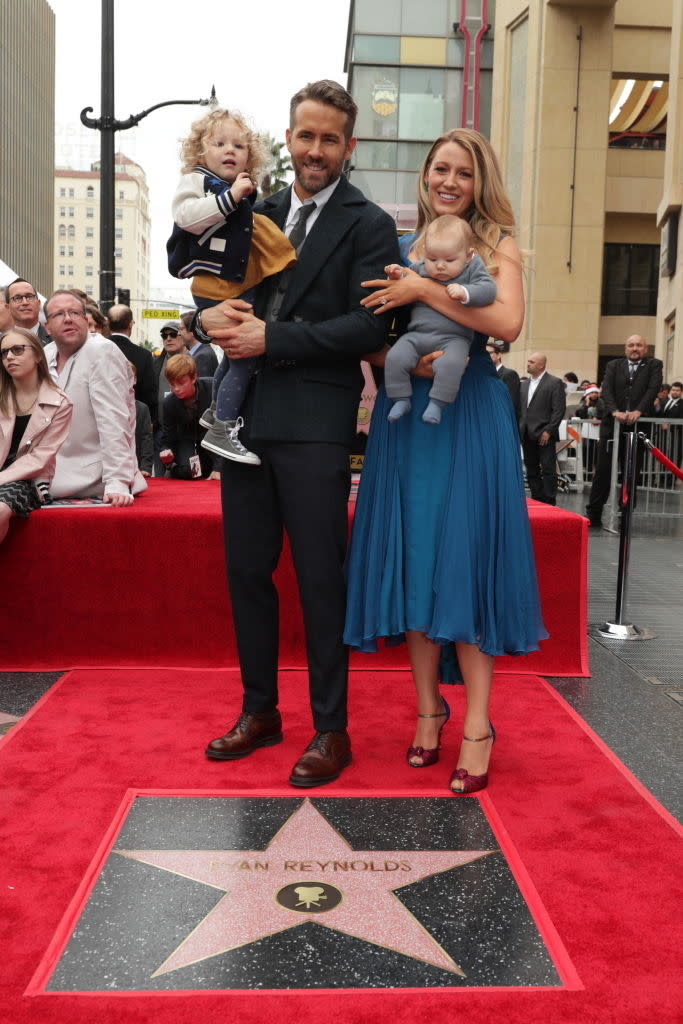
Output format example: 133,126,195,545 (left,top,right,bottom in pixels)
168,108,295,464
384,215,496,424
